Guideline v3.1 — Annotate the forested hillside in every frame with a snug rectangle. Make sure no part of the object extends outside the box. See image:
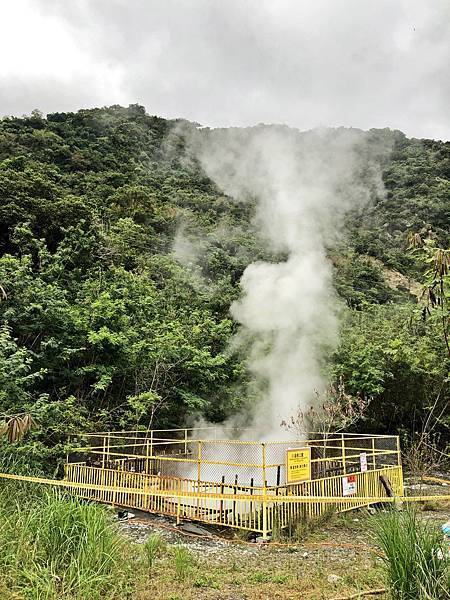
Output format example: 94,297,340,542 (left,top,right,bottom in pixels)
0,104,448,470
